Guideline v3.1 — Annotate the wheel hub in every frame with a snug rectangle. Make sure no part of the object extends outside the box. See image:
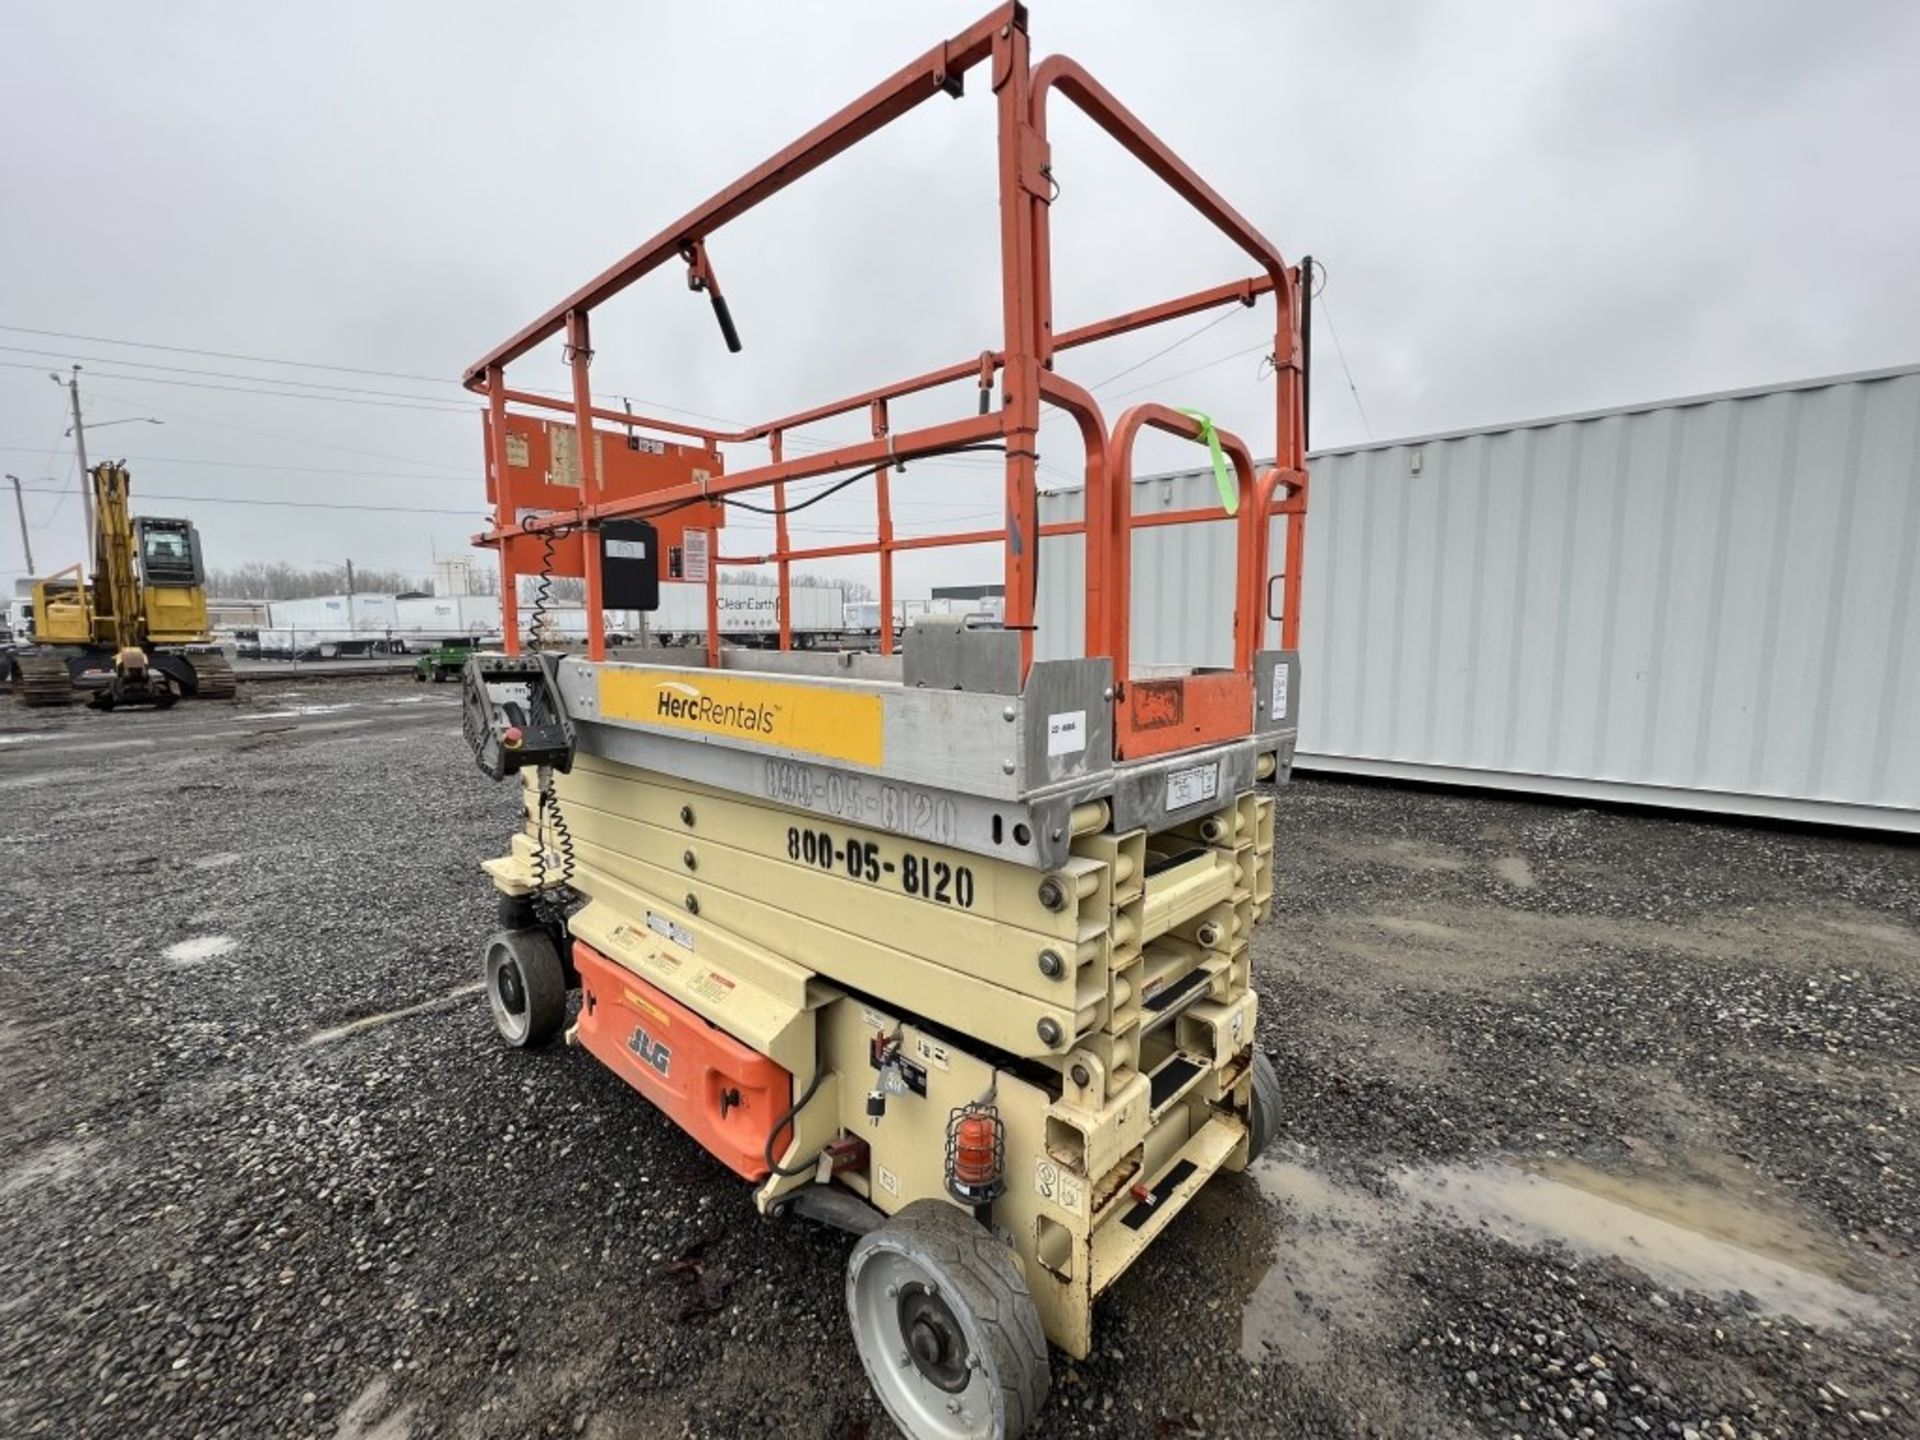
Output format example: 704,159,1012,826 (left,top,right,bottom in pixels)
898,1284,970,1393
495,961,527,1015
